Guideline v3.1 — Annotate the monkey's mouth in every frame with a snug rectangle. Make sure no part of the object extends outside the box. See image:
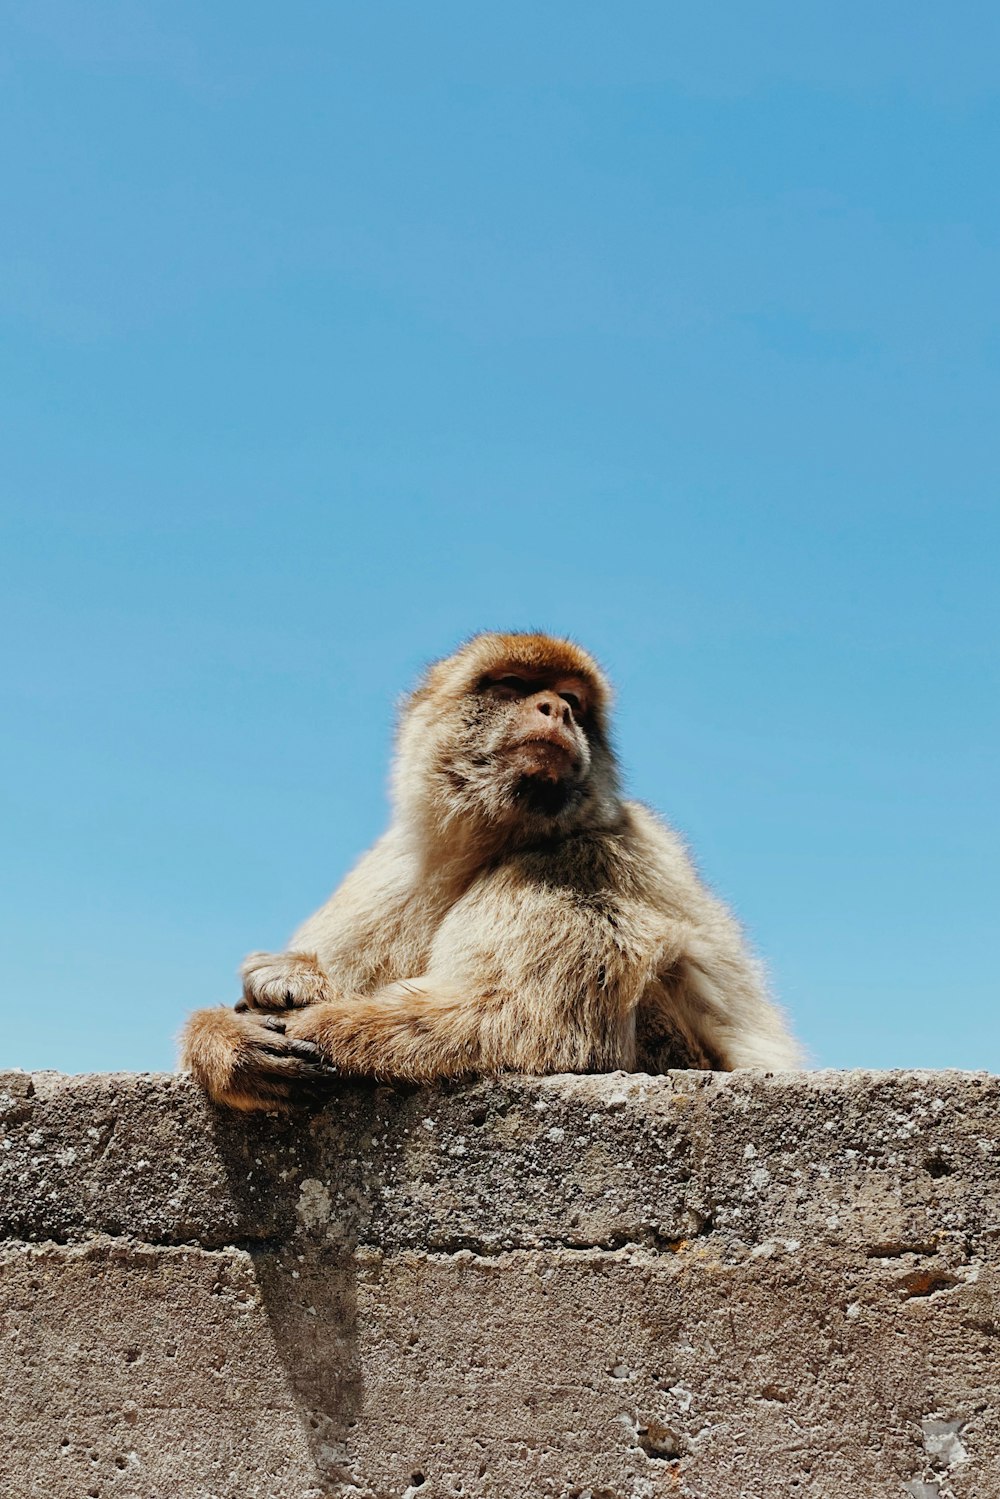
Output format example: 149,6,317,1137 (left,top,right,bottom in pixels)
507,736,578,782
